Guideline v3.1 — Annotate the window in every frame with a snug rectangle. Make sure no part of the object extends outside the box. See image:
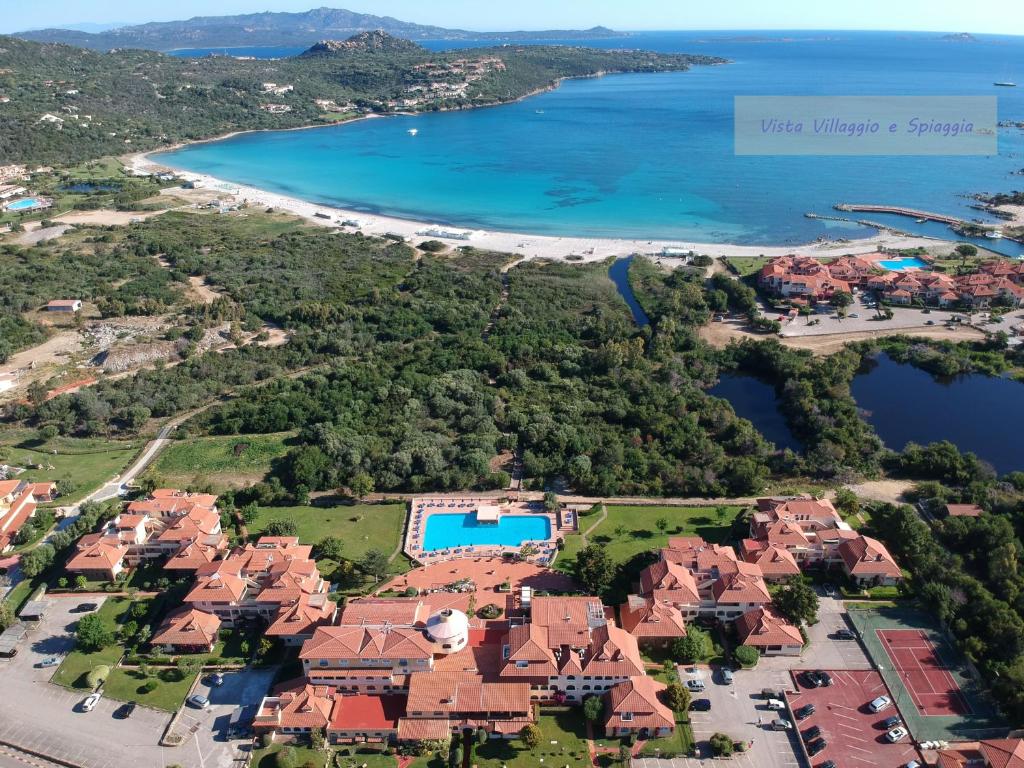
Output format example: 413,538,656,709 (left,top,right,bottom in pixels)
399,659,408,666
502,645,511,660
515,660,529,669
318,660,328,667
582,685,591,691
621,712,633,722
